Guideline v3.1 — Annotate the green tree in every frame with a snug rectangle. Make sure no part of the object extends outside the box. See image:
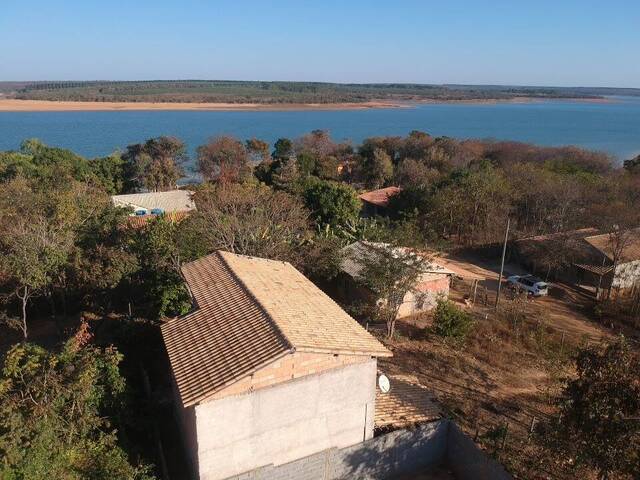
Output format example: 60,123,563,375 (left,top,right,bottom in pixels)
352,242,427,337
272,138,294,160
89,153,127,194
0,326,154,479
432,299,473,341
365,148,394,188
314,155,341,180
0,177,79,338
555,338,640,479
122,136,186,192
296,152,316,178
302,177,361,228
129,216,191,319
